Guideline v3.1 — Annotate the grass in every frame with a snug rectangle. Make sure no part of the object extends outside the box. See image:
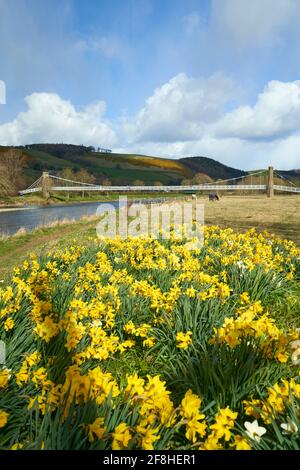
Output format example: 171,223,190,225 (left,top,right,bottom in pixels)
0,217,98,280
202,194,300,246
